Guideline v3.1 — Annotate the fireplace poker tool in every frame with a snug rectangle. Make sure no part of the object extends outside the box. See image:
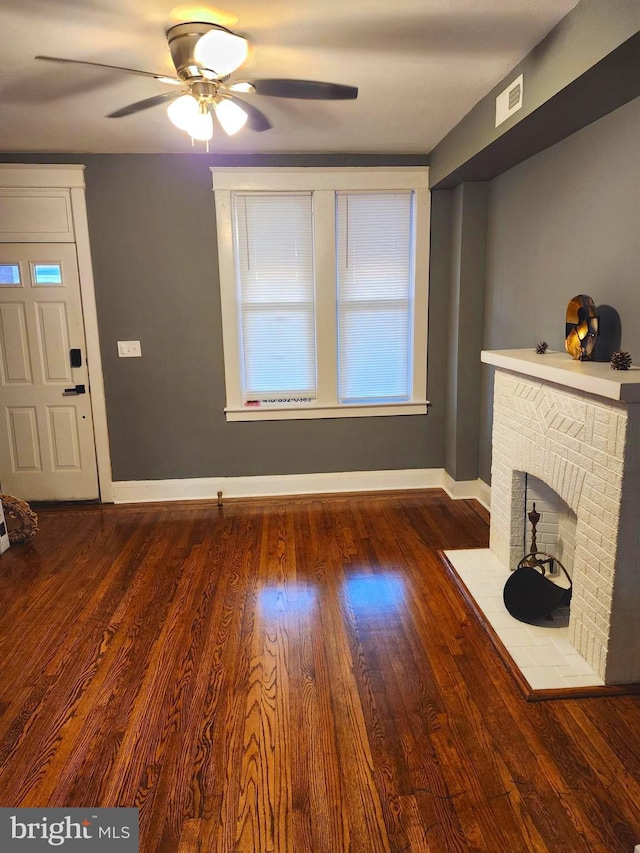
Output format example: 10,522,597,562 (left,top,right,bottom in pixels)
521,503,556,574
